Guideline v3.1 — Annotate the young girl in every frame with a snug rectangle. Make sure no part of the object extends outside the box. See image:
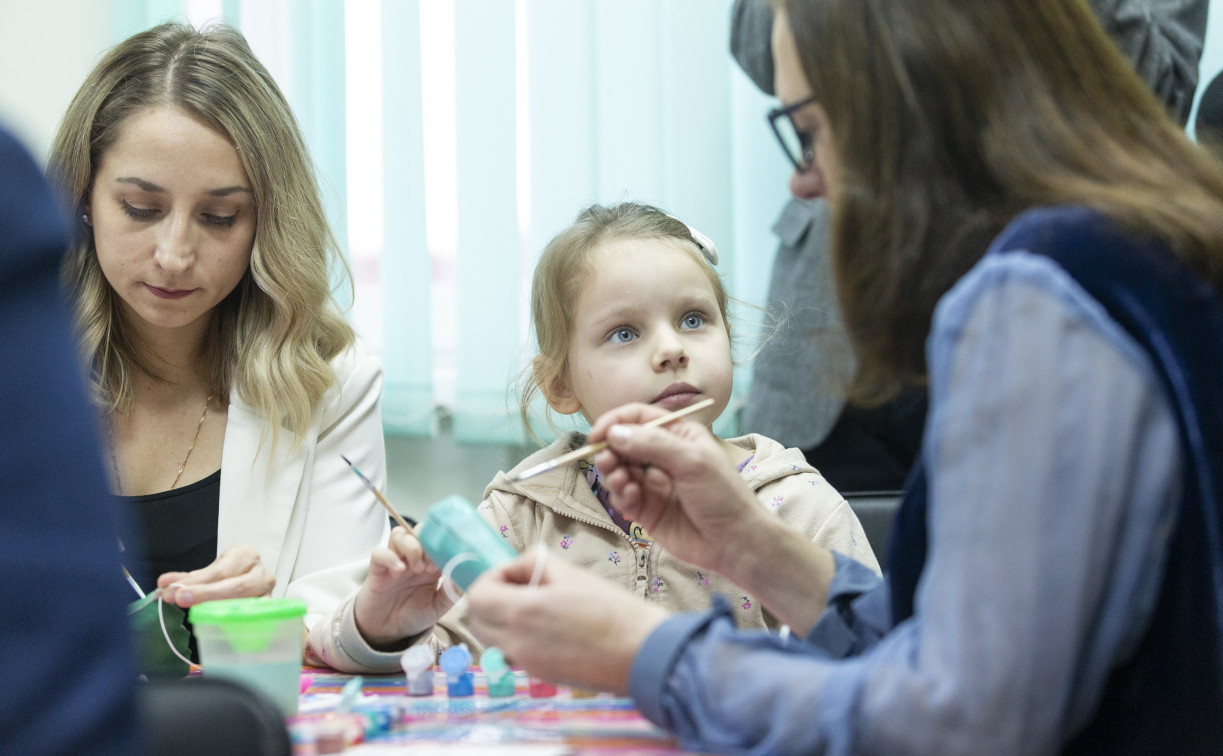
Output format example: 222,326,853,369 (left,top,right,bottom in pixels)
311,202,878,672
